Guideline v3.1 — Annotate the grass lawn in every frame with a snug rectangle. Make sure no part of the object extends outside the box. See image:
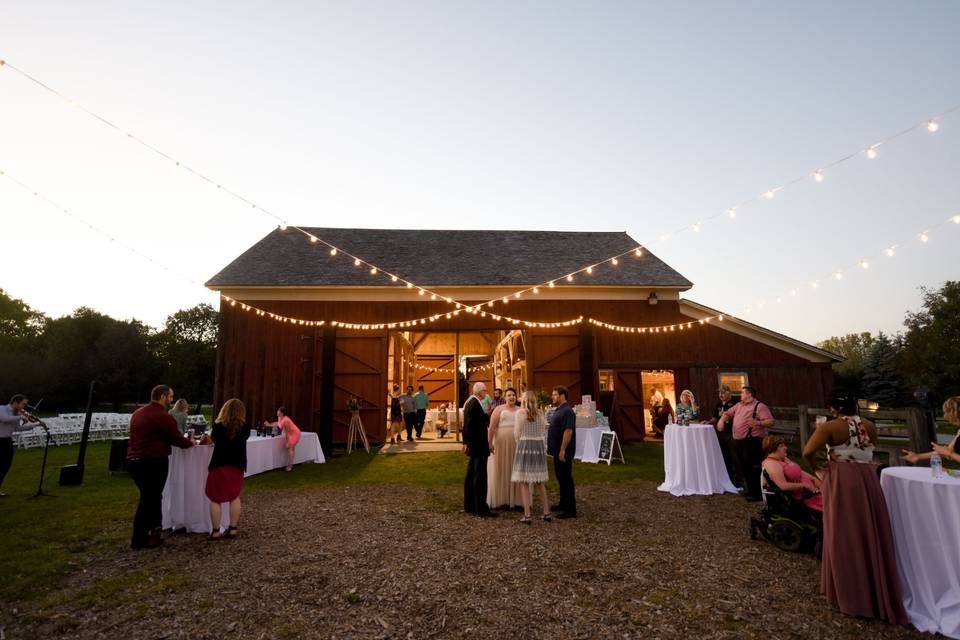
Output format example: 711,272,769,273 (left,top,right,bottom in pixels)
0,440,664,605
